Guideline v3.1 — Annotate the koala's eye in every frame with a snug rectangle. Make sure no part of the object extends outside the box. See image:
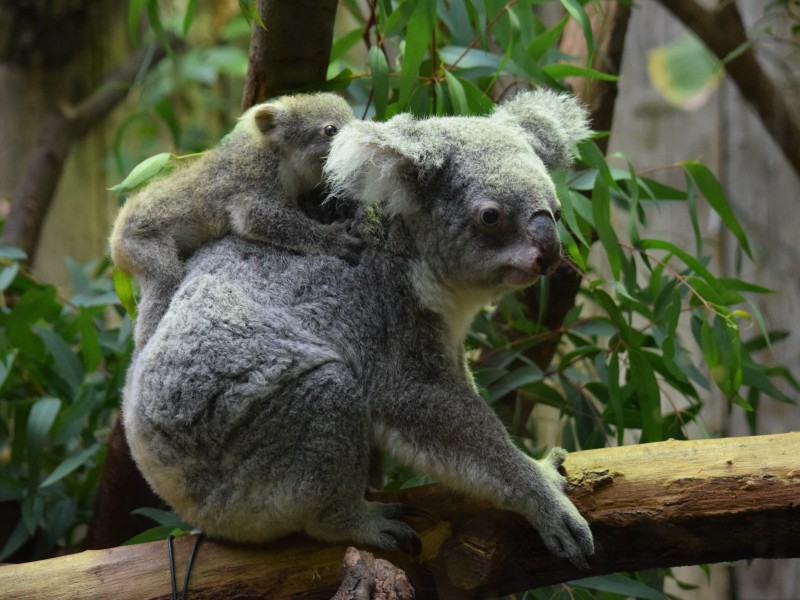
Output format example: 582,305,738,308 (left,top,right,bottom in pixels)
553,208,562,222
323,124,338,137
479,207,502,228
